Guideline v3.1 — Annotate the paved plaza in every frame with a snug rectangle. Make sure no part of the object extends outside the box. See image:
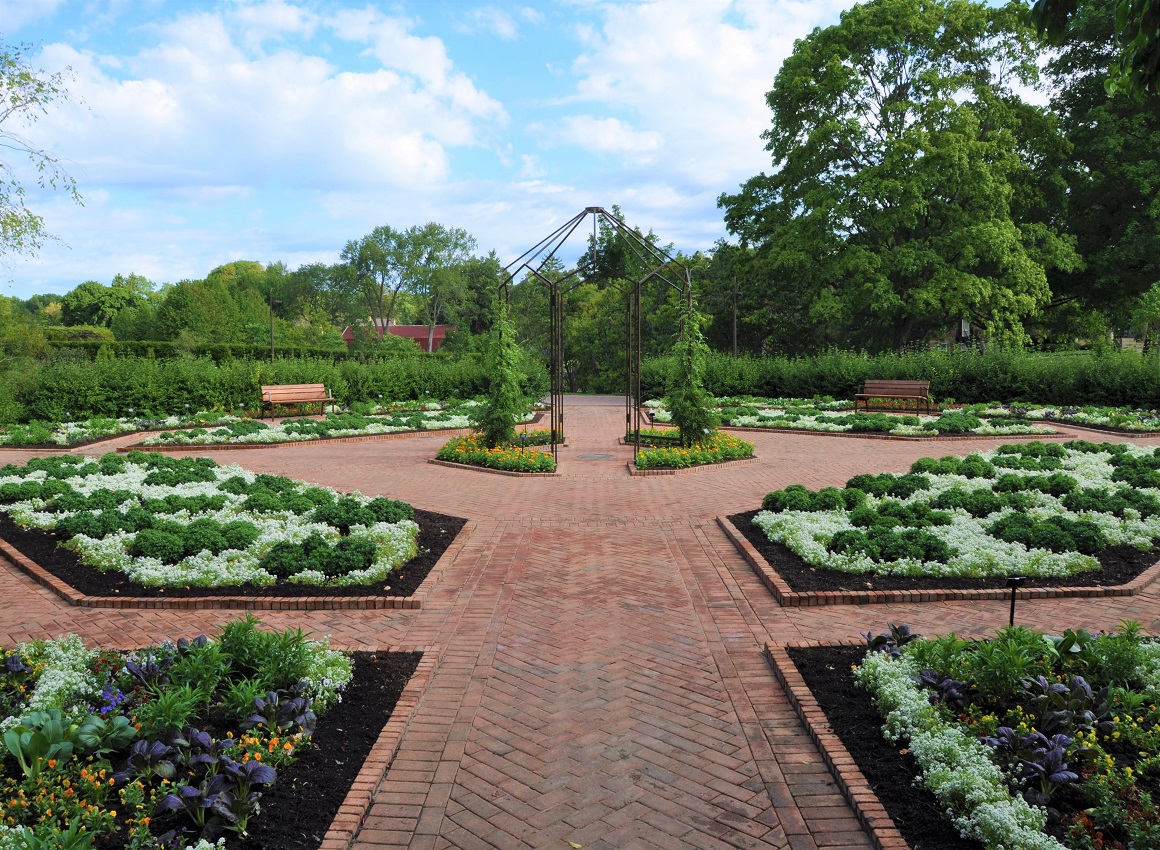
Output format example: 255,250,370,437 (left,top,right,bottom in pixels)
3,395,1160,850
